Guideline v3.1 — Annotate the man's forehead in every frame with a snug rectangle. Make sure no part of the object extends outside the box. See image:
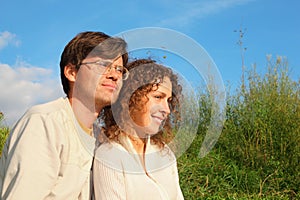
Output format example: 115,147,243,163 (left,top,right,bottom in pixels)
86,54,122,62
